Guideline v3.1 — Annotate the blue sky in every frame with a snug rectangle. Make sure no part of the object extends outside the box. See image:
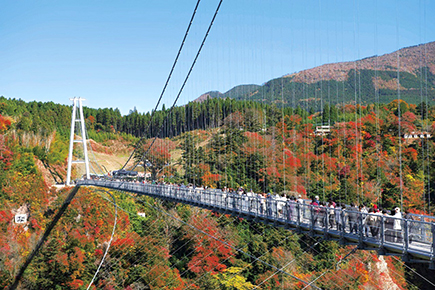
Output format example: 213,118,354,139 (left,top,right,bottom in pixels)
1,0,434,115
